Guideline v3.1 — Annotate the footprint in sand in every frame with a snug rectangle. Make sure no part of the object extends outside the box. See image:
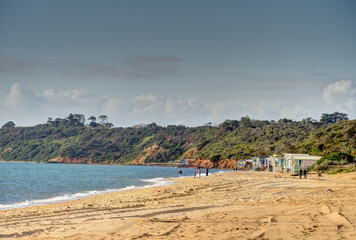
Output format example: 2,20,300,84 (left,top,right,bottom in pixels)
249,229,266,239
320,205,331,214
326,212,351,225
